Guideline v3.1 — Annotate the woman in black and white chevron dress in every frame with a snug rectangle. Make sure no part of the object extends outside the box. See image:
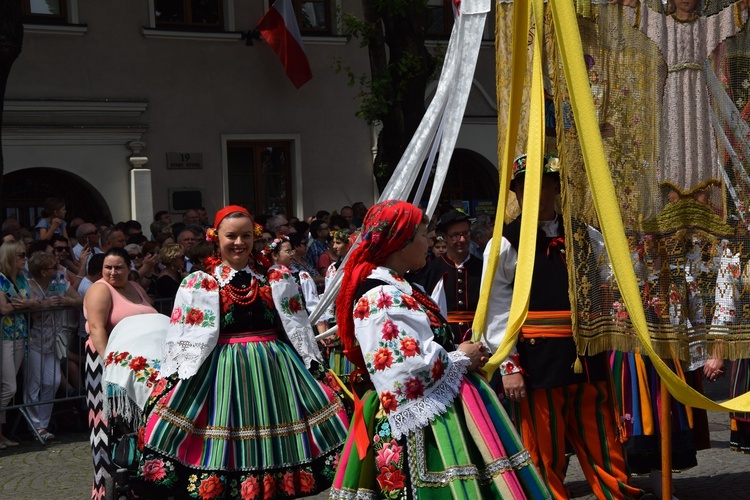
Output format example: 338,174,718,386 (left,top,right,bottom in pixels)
83,248,156,500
